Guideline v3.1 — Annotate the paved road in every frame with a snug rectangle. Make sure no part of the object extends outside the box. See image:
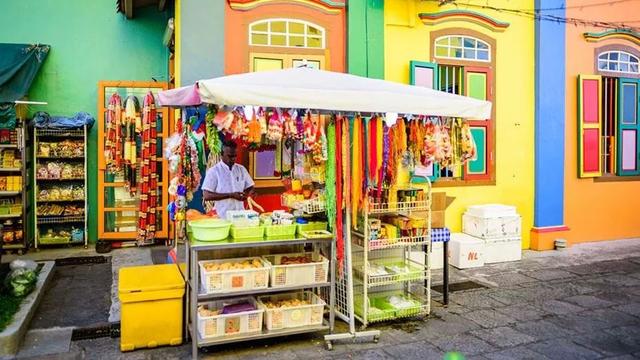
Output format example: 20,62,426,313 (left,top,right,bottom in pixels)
21,239,640,359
